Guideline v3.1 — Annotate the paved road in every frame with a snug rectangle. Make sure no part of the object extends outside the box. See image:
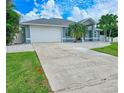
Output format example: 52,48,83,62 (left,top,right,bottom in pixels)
33,43,118,93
